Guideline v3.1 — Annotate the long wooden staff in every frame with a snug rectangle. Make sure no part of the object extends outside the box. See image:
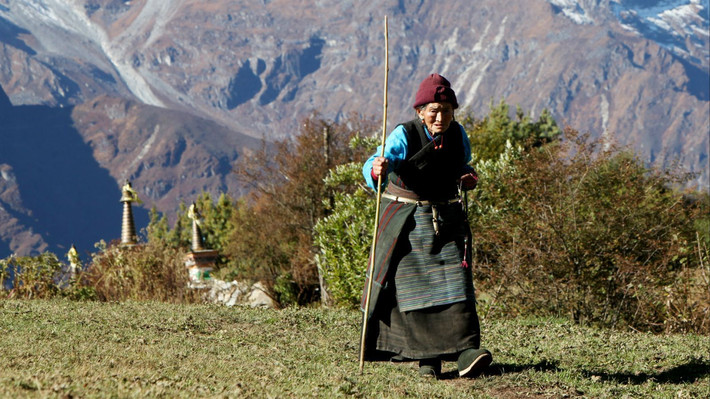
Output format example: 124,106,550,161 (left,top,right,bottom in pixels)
359,15,389,375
